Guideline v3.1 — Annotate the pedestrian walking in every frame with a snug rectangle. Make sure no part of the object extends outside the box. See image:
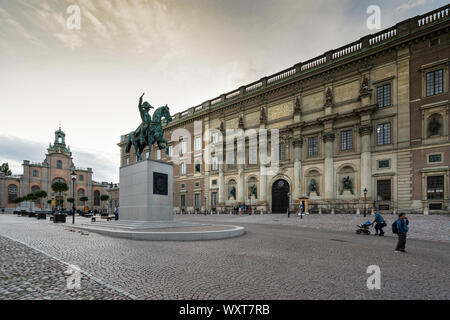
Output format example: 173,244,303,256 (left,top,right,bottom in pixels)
394,213,409,253
372,210,386,236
